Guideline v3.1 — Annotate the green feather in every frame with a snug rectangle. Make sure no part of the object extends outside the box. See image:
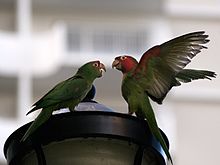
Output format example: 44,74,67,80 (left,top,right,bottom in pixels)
122,76,173,164
176,69,217,83
21,107,54,141
21,61,104,141
138,97,173,164
113,31,217,164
